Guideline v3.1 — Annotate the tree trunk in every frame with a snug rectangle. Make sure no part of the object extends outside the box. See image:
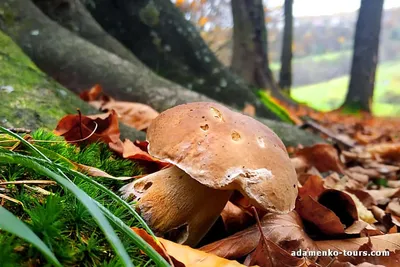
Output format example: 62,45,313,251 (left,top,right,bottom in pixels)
343,0,384,113
0,29,145,141
0,0,323,147
279,0,293,93
81,0,276,118
33,0,147,69
0,0,211,113
230,0,277,92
